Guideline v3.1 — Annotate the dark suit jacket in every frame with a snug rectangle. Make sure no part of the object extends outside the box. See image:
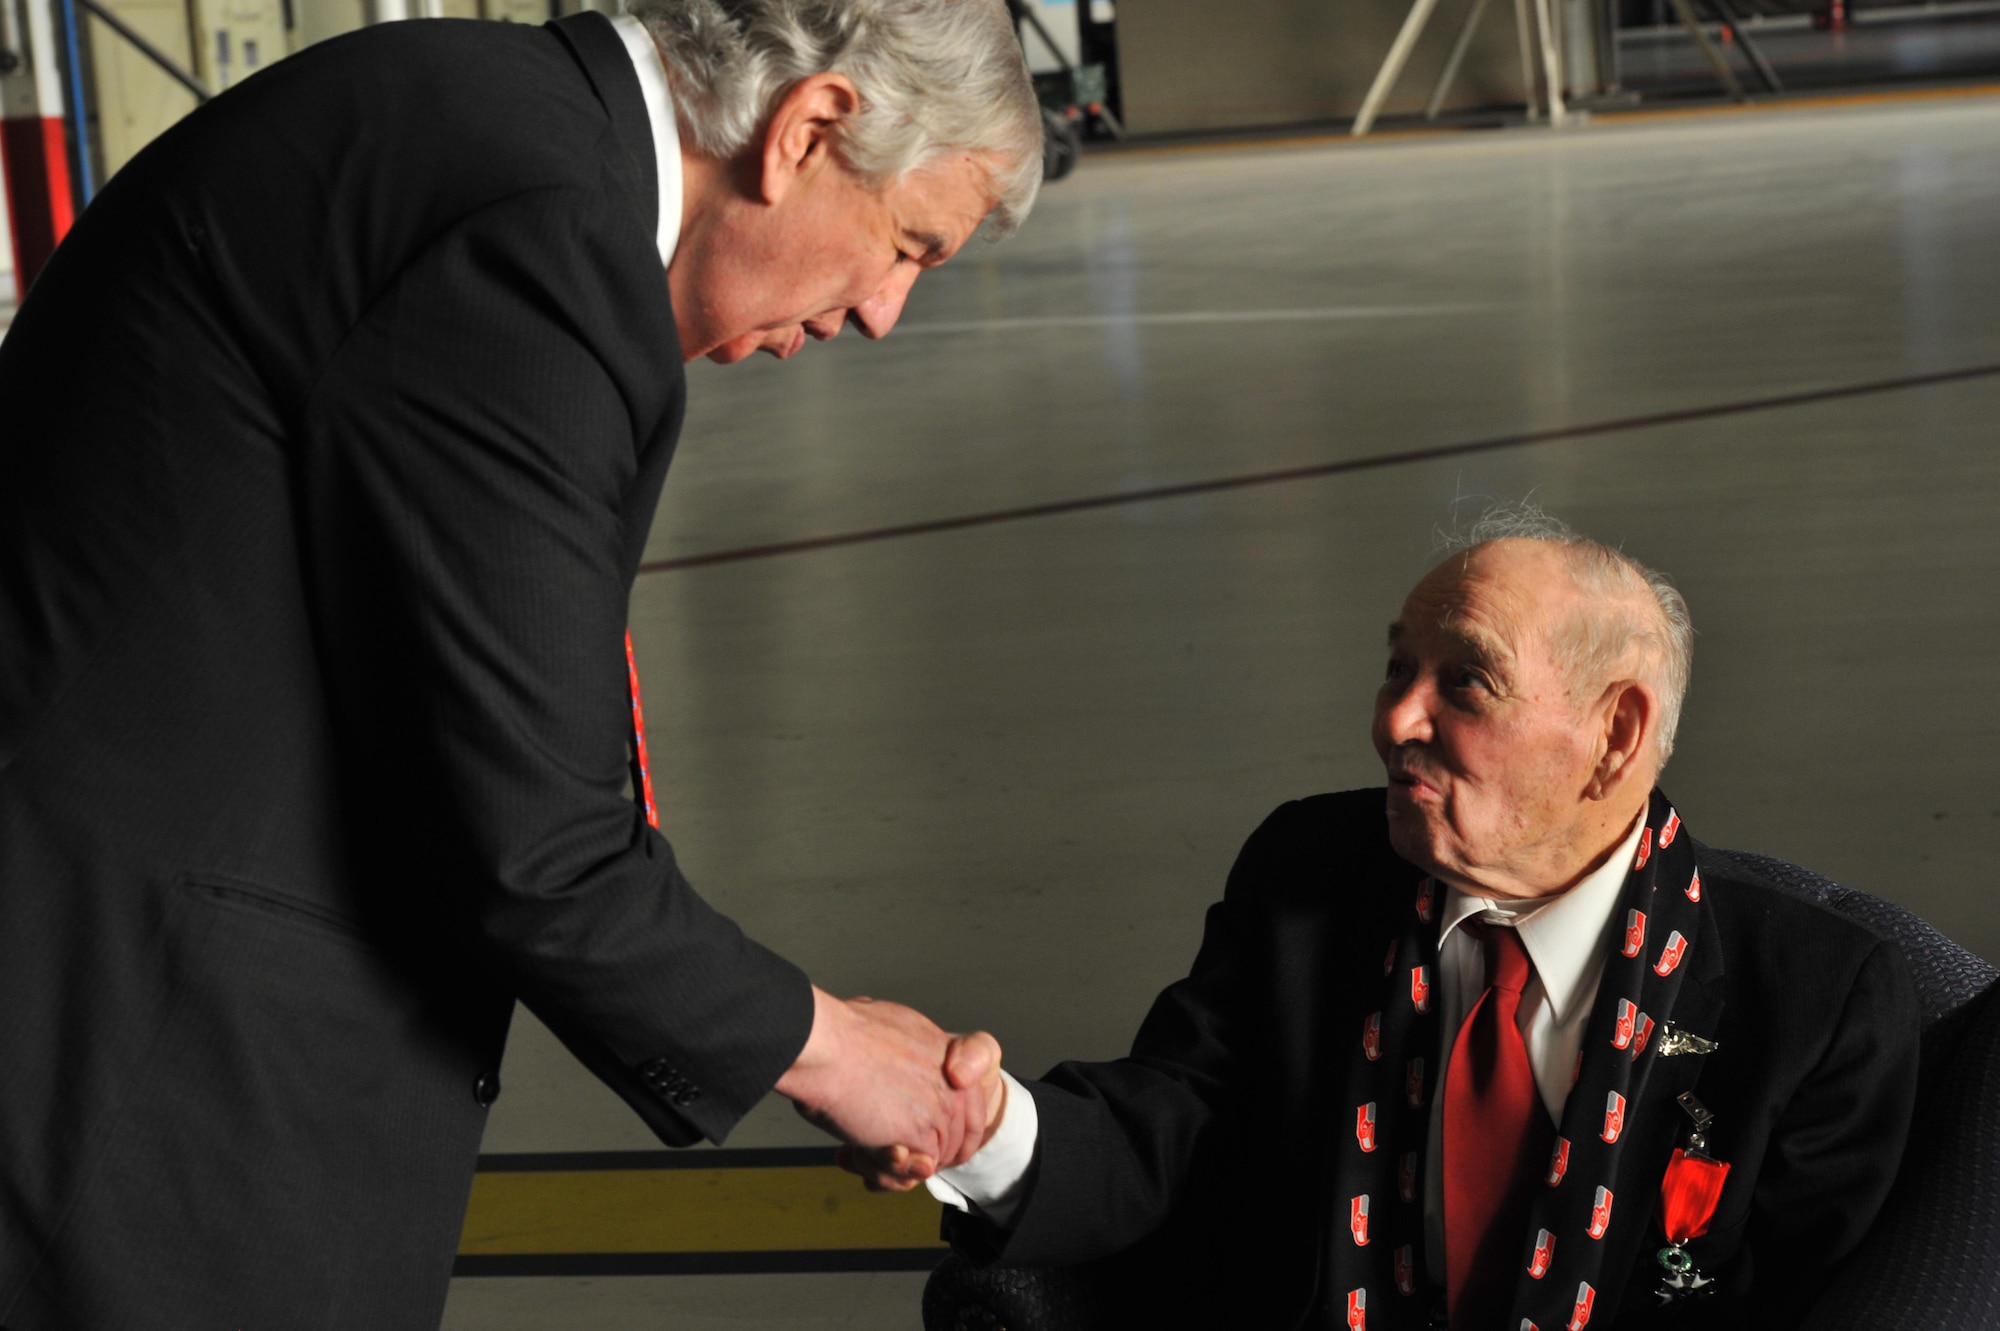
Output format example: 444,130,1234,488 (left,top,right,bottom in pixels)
949,790,1919,1330
0,15,811,1329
